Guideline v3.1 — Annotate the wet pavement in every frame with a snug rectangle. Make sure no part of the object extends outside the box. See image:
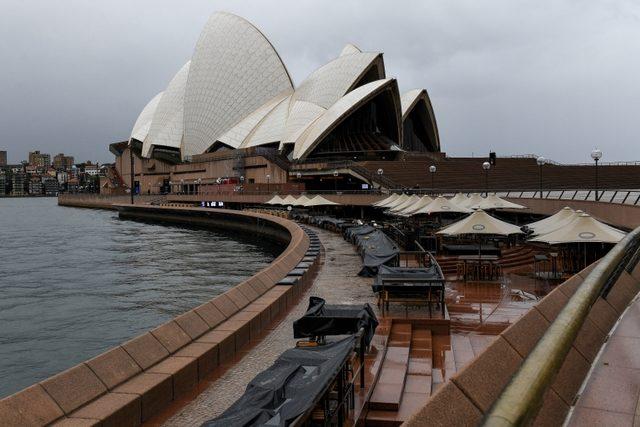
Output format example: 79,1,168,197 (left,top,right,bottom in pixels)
159,227,553,426
161,226,375,426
